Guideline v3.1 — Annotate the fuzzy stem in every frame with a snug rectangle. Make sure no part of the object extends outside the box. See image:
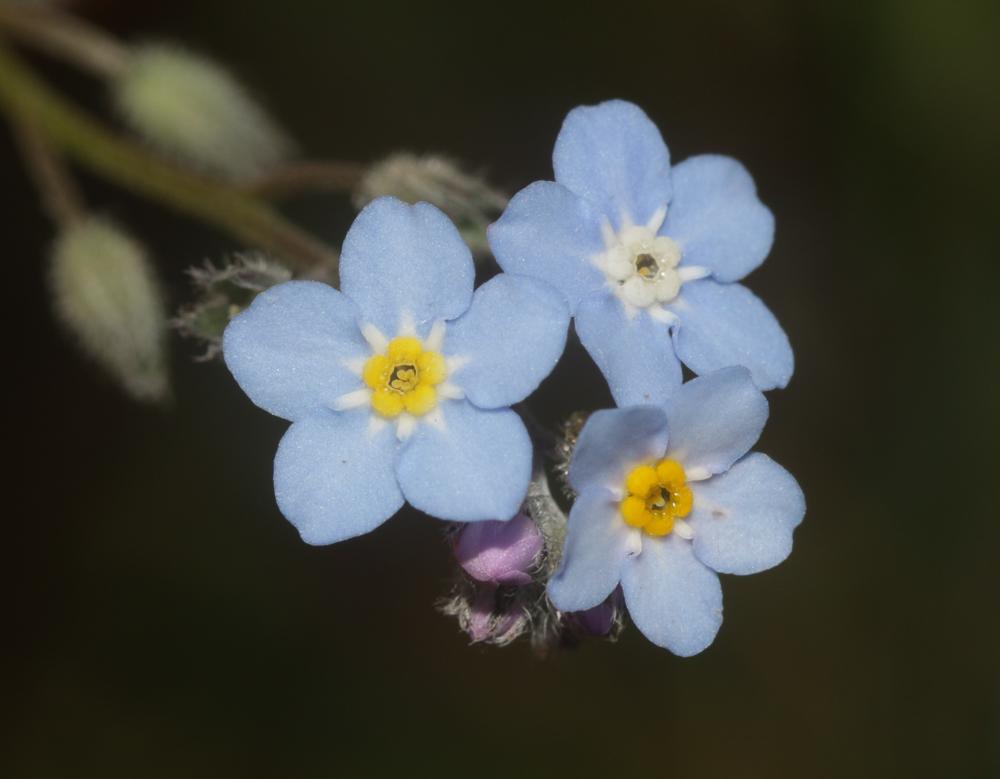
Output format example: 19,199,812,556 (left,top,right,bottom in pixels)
0,40,340,277
11,117,85,226
241,160,366,199
525,460,568,573
0,4,128,77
